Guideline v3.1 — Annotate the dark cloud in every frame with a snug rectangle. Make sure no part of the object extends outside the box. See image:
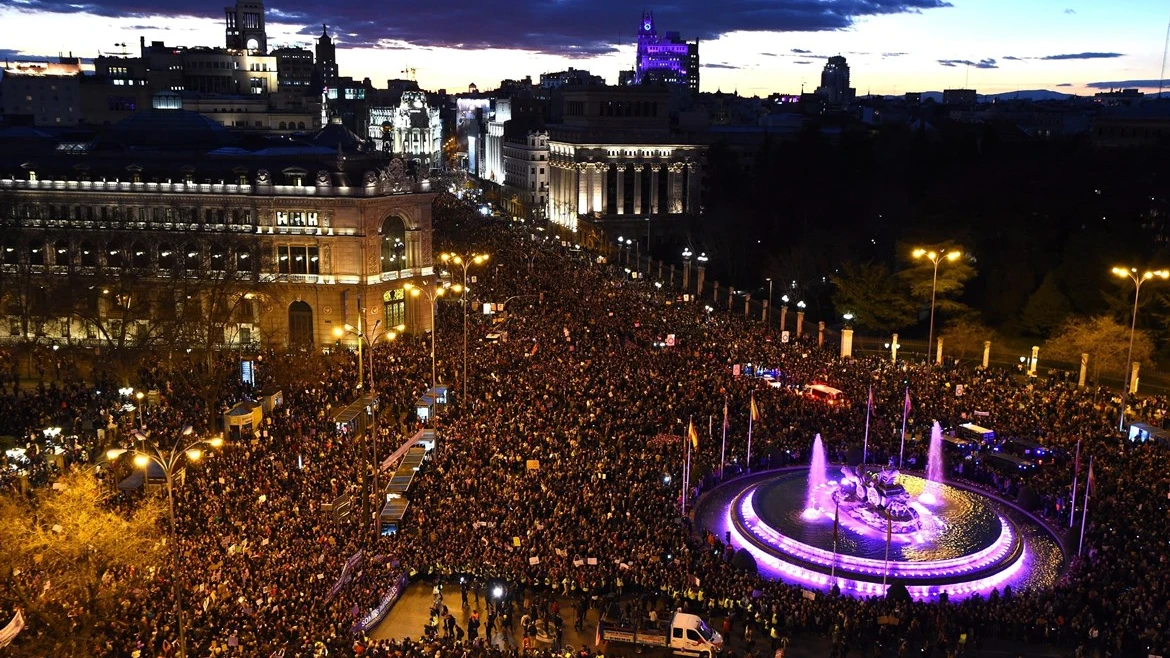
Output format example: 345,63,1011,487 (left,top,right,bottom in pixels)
1040,52,1123,60
1056,83,1073,87
0,0,952,55
703,62,740,69
938,58,997,69
1085,79,1170,89
881,52,907,57
1002,55,1024,60
791,48,812,54
793,60,814,65
761,52,778,56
